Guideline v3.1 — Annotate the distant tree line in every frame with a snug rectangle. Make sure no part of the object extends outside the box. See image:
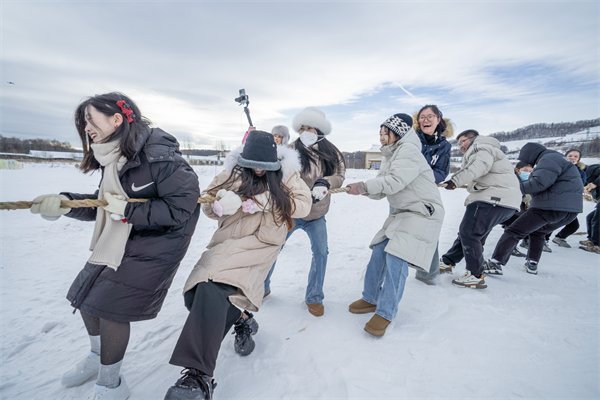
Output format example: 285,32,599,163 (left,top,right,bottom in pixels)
488,119,599,142
0,135,78,154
